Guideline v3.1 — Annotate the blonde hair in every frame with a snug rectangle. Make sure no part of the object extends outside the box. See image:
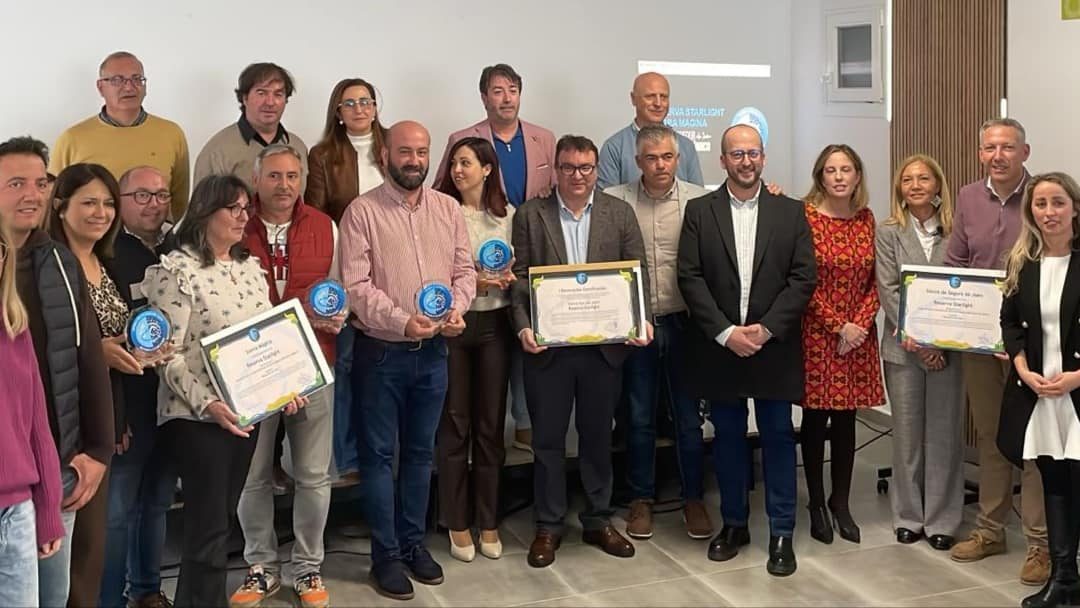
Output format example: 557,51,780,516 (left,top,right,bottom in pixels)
803,144,870,211
1002,172,1080,296
884,154,954,236
0,219,28,338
